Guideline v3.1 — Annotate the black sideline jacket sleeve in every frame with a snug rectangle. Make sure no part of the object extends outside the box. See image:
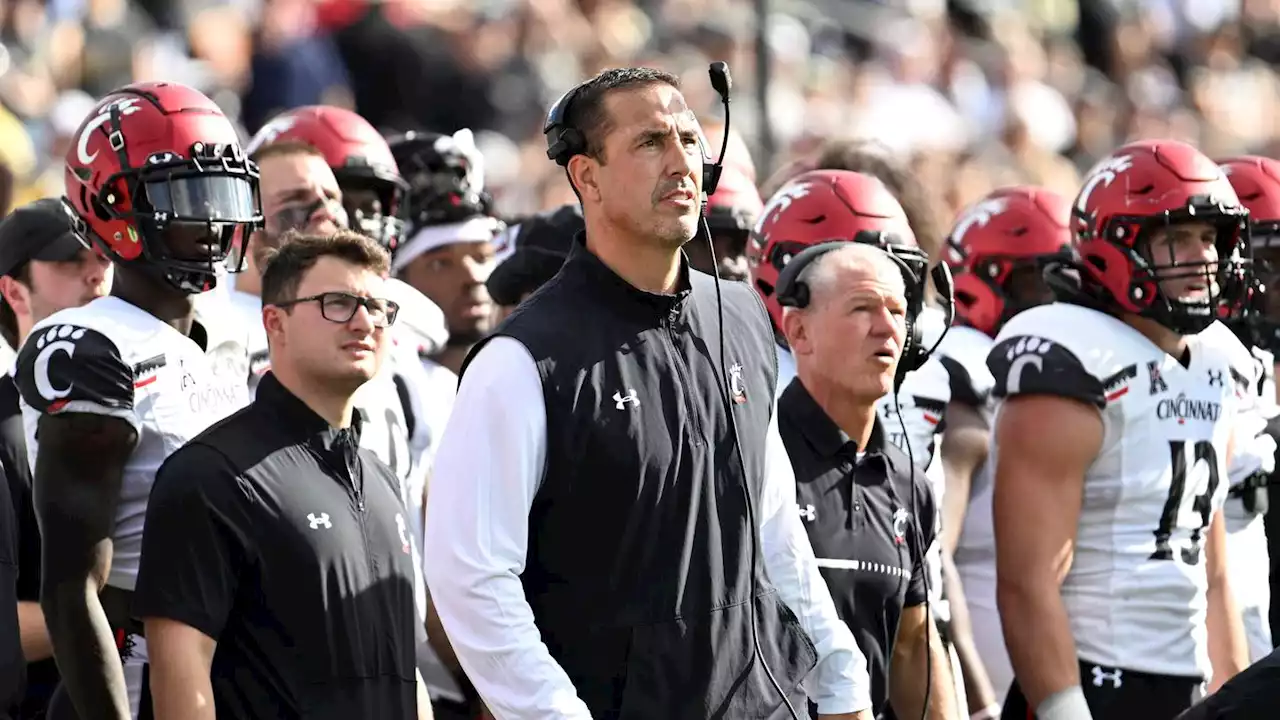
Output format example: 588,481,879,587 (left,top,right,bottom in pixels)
133,443,255,639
